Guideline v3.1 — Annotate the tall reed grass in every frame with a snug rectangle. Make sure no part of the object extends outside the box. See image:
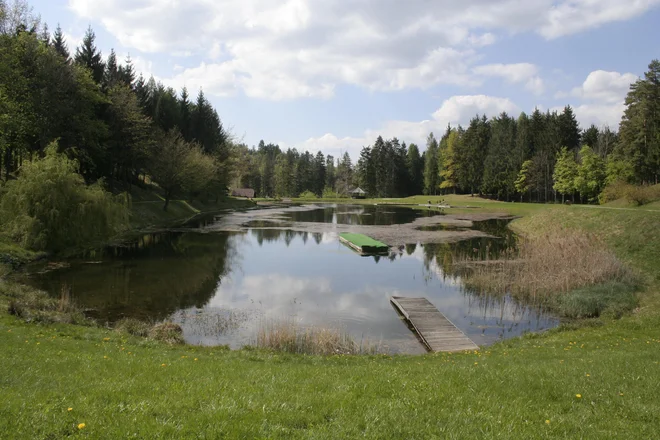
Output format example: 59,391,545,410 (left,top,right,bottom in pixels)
457,229,636,304
255,318,381,355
